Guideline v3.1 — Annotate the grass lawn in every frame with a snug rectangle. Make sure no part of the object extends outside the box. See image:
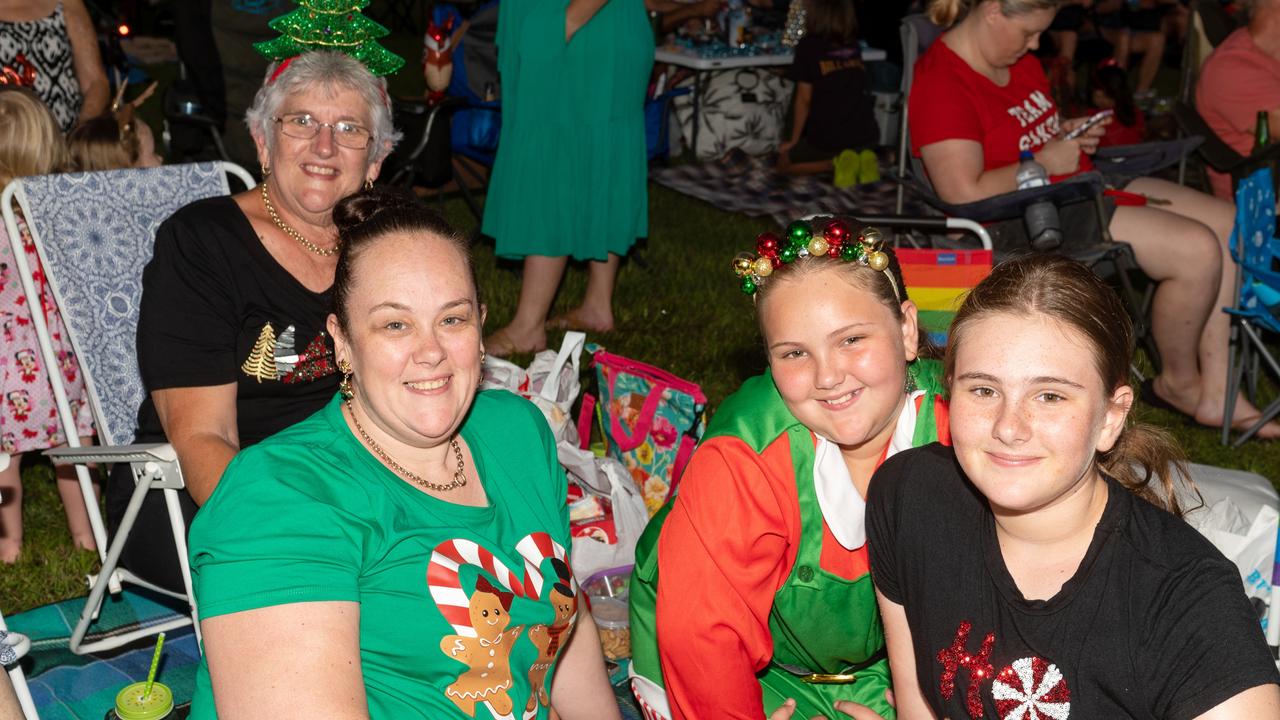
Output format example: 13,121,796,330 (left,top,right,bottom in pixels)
2,179,1278,615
